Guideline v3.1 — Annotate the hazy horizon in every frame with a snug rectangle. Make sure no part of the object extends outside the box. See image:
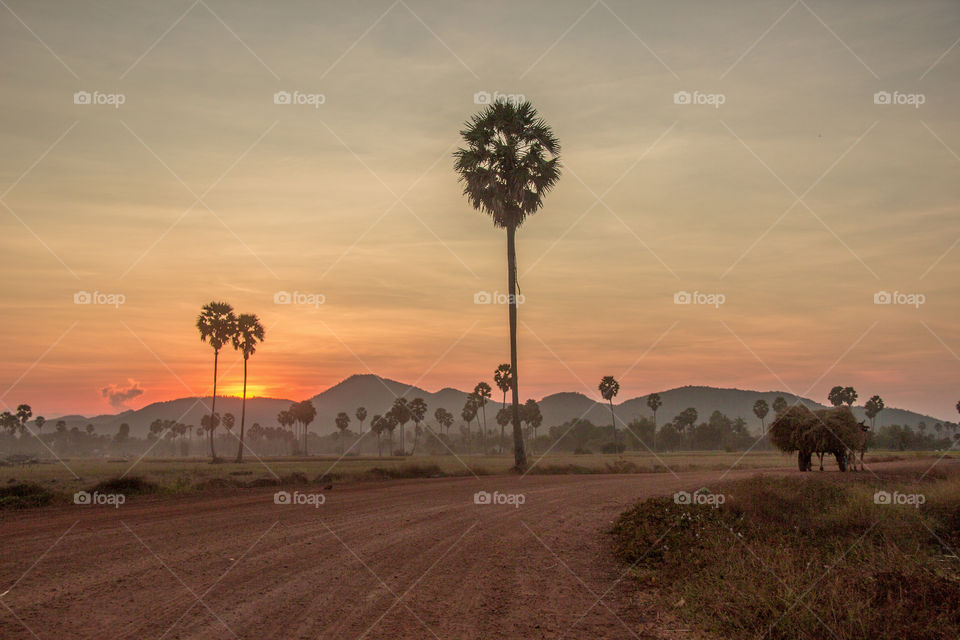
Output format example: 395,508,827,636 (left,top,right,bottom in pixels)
2,0,958,419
